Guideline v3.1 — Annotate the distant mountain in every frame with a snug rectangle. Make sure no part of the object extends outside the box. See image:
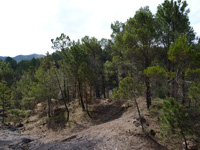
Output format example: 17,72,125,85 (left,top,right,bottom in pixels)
0,54,45,62
13,54,45,62
0,56,6,61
